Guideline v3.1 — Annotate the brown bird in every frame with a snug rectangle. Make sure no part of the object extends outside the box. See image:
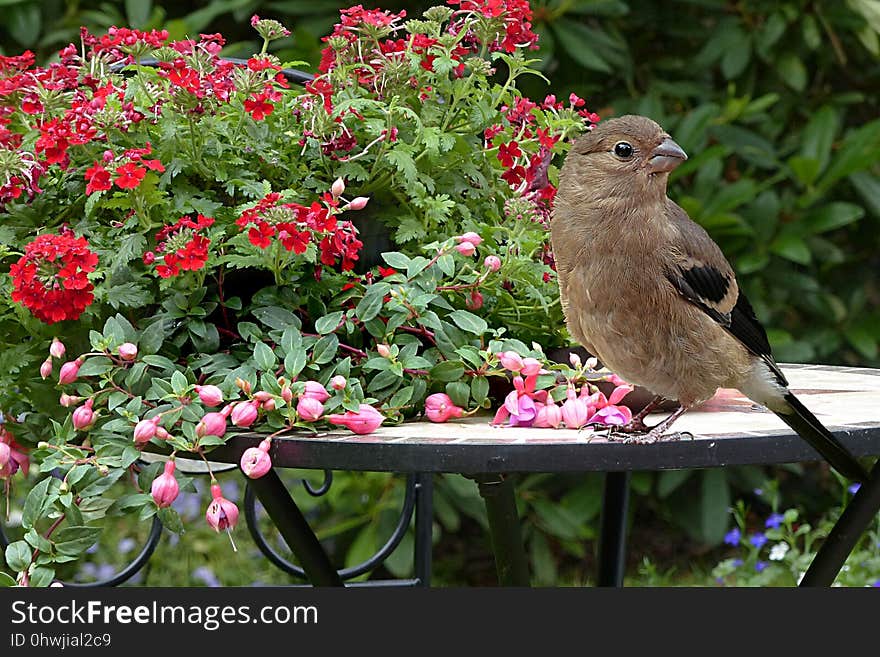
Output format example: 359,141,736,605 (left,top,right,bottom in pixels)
550,114,868,482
